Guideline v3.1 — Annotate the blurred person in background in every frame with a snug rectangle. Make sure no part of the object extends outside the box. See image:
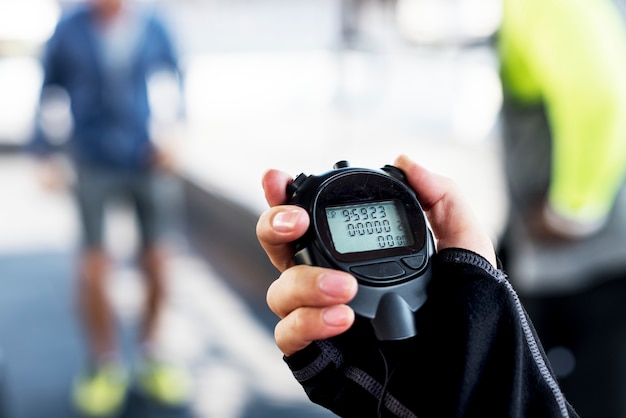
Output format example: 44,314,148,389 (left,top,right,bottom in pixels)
498,0,626,241
30,0,188,416
497,0,626,416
